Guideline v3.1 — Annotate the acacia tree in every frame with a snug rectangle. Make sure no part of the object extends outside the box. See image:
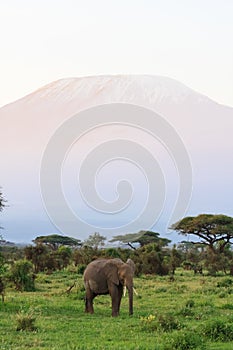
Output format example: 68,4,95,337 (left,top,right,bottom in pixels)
171,214,233,274
171,214,233,253
26,235,81,272
33,234,81,250
110,230,170,250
